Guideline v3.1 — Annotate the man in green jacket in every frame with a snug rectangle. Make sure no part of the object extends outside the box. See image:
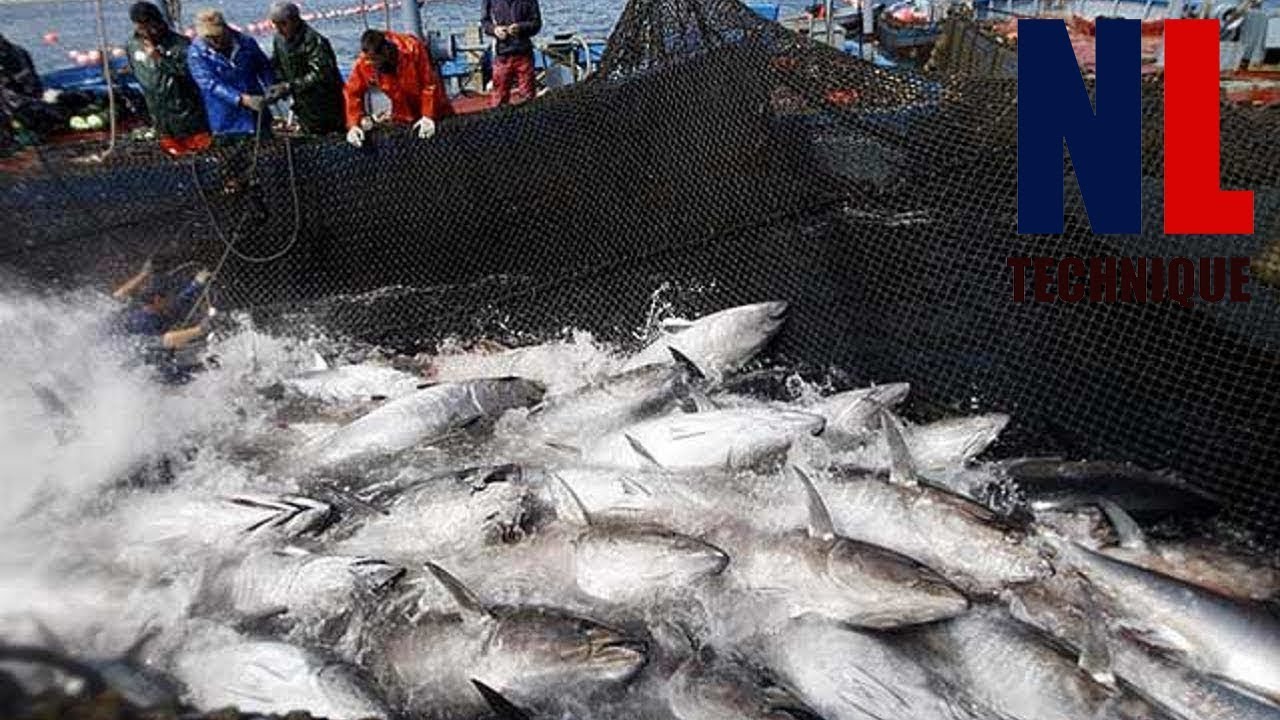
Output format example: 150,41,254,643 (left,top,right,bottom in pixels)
126,2,212,155
266,2,345,135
